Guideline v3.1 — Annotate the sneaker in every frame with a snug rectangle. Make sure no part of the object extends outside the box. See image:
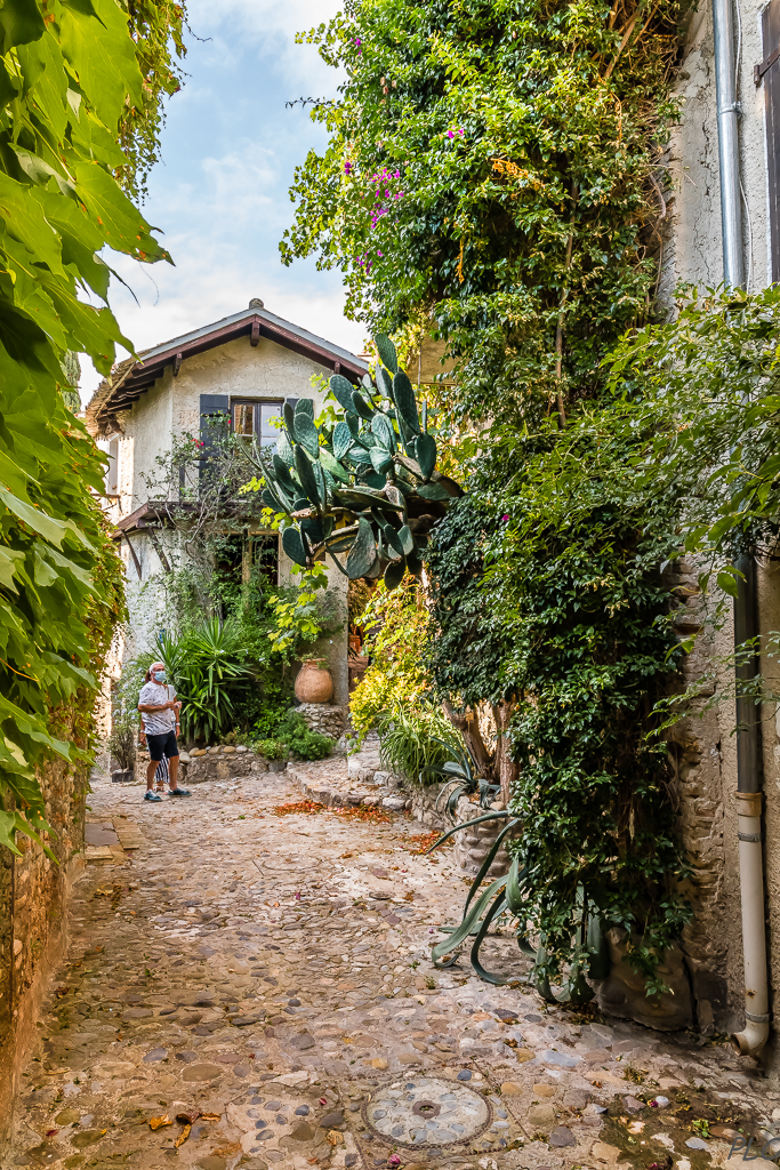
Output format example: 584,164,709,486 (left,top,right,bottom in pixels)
169,787,191,797
144,791,163,802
